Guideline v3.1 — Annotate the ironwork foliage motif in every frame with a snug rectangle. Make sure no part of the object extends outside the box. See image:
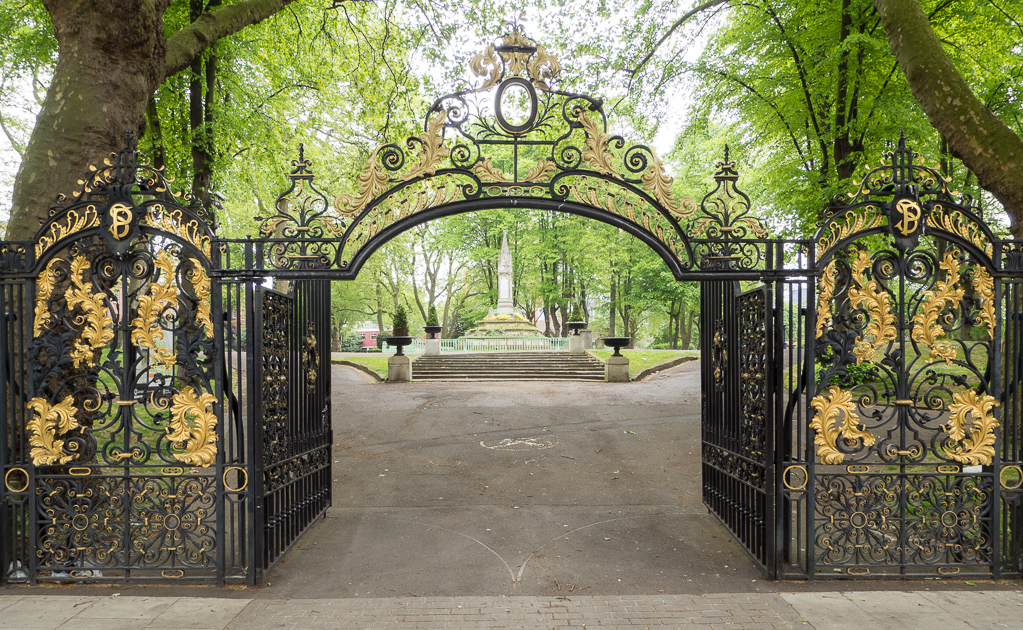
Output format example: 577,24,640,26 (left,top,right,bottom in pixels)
809,135,1000,573
254,27,768,276
21,138,220,577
